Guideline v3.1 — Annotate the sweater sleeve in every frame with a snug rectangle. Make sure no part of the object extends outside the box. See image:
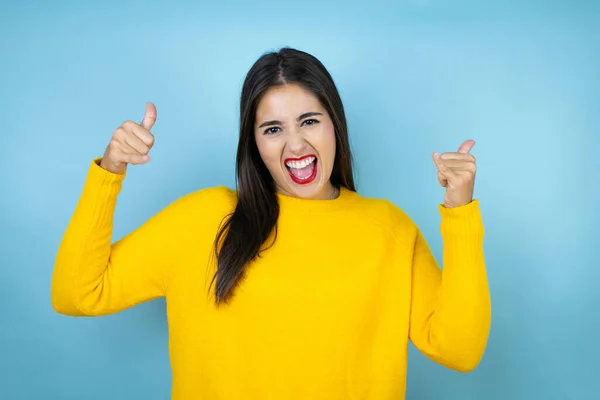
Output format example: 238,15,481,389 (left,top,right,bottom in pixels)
407,199,491,372
51,158,187,316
